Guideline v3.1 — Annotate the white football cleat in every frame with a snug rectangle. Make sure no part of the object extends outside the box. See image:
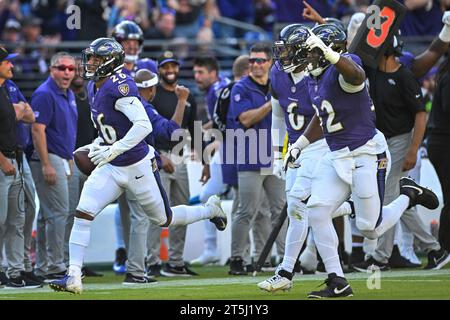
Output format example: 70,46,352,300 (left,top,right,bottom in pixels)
258,274,293,292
